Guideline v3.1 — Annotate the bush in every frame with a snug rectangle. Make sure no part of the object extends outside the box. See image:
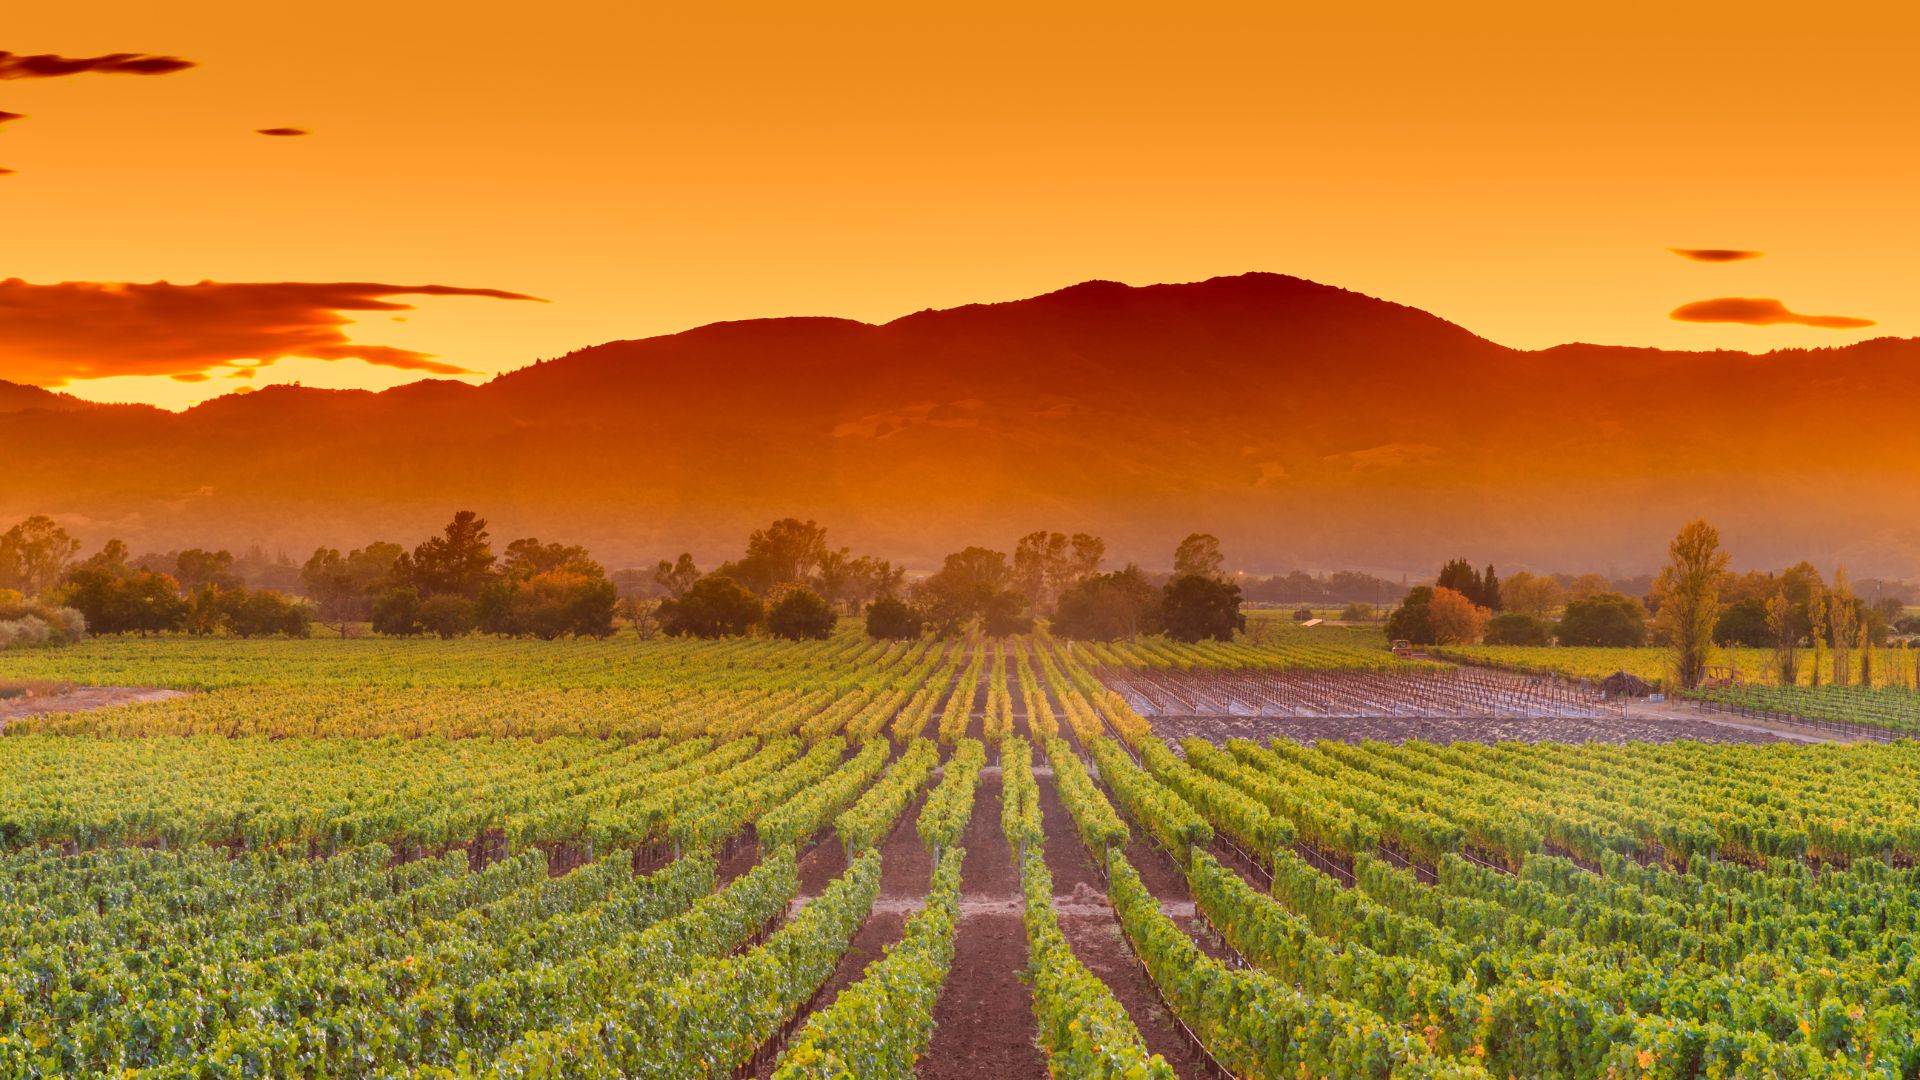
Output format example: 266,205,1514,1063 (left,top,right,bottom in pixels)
1291,607,1314,622
660,574,764,638
0,590,84,648
0,616,50,650
865,596,923,640
768,588,837,641
418,594,477,639
1484,612,1554,646
1338,602,1377,622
